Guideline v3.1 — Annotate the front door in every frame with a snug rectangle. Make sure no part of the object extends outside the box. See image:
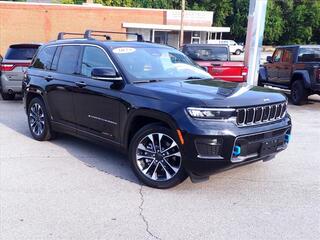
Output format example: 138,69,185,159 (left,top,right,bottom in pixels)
73,45,122,142
266,48,283,84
